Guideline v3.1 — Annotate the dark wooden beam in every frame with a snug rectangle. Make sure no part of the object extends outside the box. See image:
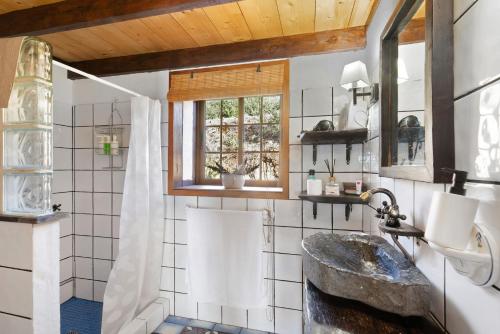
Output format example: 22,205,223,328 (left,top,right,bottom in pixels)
399,18,425,44
0,0,238,37
67,27,366,79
